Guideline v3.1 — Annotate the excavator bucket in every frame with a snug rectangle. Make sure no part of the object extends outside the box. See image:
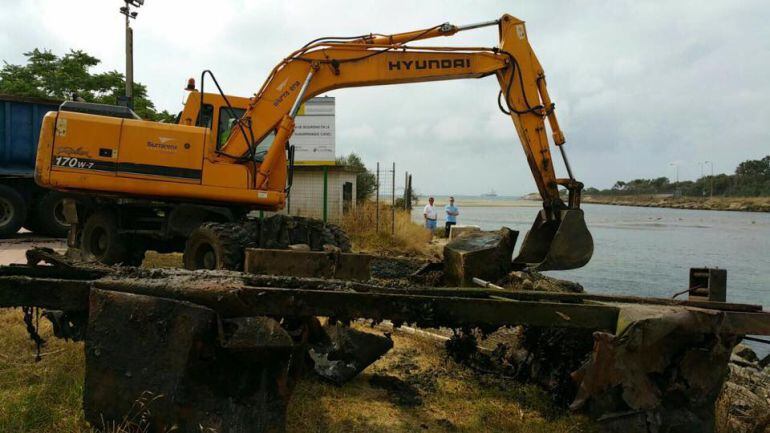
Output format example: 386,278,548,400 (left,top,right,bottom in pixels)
512,209,593,271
